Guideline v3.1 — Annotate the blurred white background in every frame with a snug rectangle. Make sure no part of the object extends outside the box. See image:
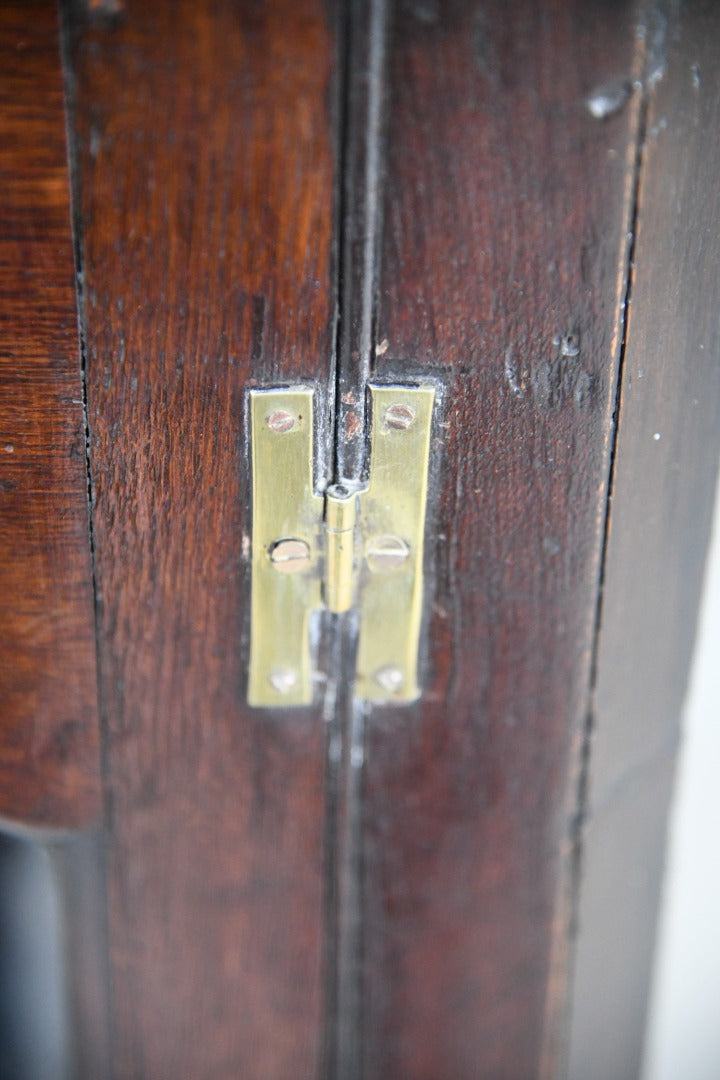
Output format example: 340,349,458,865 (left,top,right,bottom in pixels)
642,459,720,1080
